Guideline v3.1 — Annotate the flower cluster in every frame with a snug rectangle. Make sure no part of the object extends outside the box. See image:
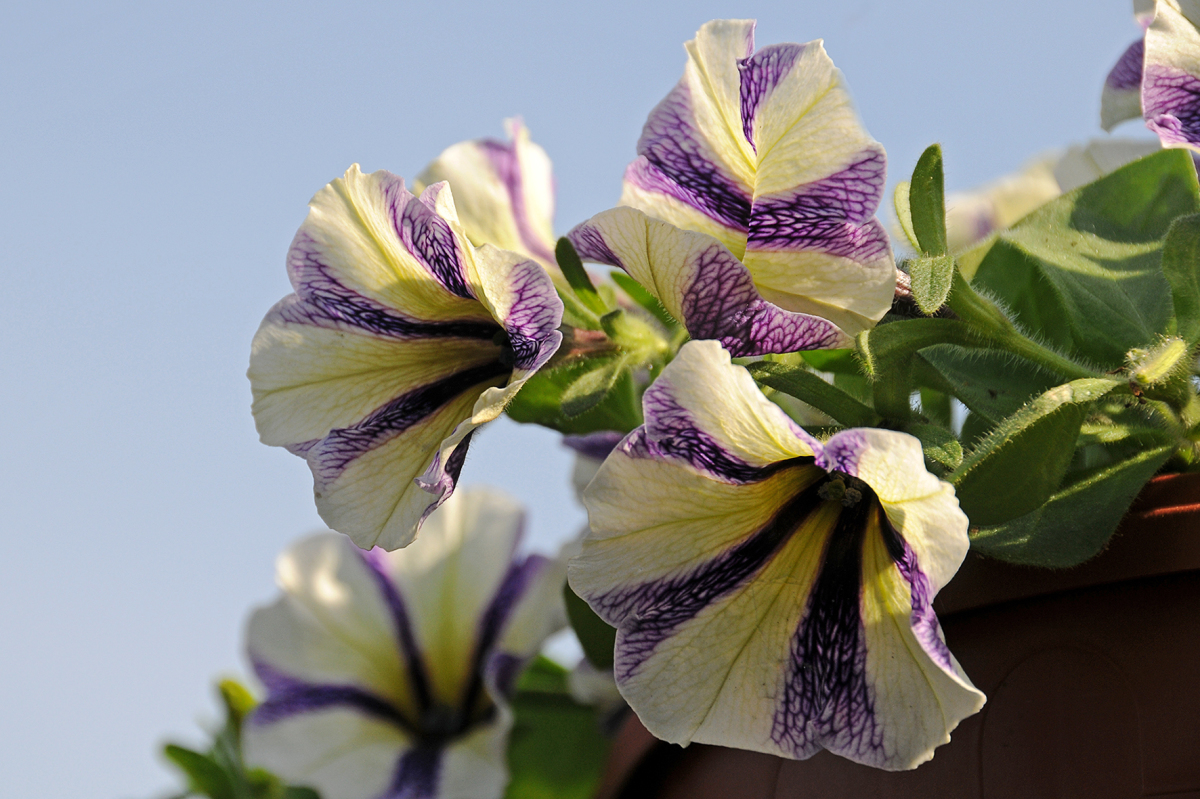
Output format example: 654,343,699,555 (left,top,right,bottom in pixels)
172,9,1200,799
